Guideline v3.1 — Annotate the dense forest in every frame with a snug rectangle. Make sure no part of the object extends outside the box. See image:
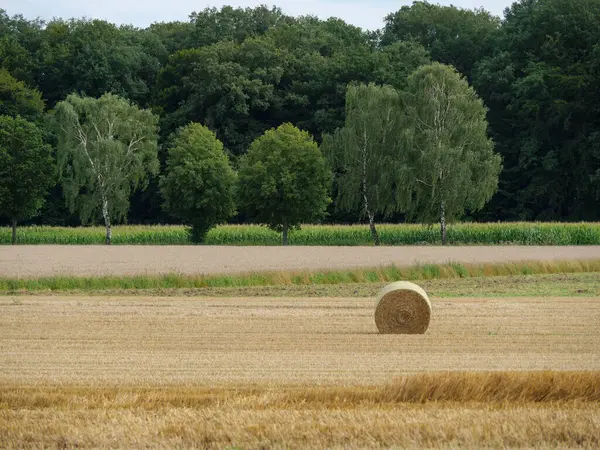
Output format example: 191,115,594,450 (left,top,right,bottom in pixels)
1,0,600,227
